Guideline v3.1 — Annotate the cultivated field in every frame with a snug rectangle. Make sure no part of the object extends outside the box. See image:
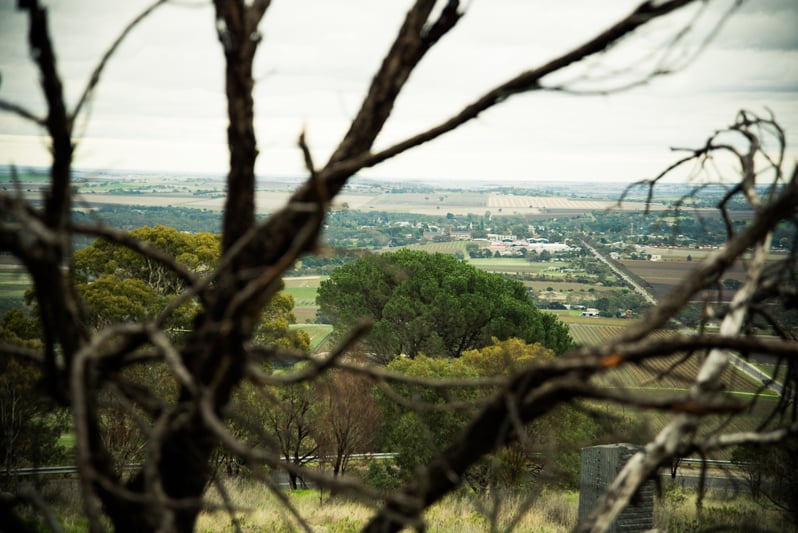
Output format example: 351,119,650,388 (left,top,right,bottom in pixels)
487,193,650,212
290,323,333,351
0,255,29,313
565,317,782,458
568,320,771,395
4,173,669,216
403,241,470,255
622,259,746,301
283,276,326,325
